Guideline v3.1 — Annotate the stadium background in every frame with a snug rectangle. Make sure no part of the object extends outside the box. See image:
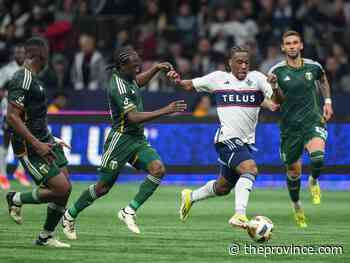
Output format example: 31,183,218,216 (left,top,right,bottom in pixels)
1,0,350,189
